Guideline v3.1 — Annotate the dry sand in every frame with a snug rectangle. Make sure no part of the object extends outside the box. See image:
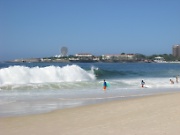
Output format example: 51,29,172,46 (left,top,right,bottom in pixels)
1,92,180,135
